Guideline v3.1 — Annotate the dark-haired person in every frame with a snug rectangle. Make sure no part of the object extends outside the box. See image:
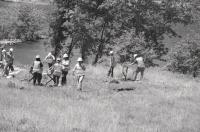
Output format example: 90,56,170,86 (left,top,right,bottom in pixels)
107,51,116,78
32,55,43,85
132,54,145,81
